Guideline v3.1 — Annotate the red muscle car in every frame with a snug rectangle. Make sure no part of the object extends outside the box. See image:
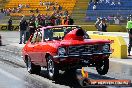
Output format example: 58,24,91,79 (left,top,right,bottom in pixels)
22,25,111,79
